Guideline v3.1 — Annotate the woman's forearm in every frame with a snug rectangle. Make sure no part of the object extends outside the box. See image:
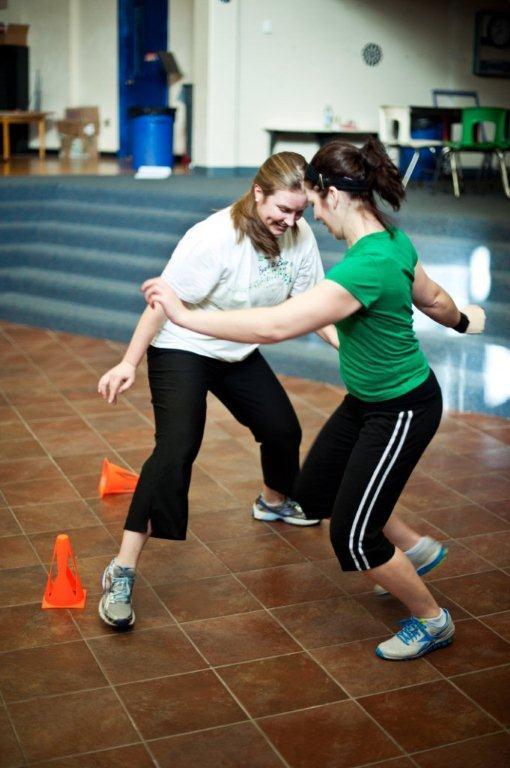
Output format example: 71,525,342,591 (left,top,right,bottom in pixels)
122,304,167,366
